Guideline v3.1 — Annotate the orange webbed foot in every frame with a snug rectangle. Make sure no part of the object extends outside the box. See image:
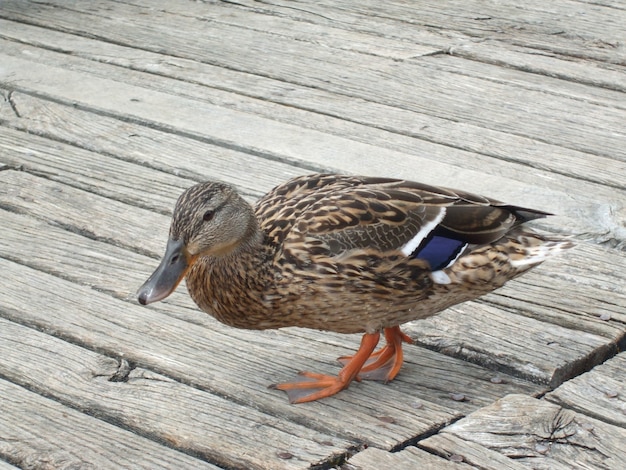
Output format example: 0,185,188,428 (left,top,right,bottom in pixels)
270,371,354,404
338,326,413,382
270,332,381,404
